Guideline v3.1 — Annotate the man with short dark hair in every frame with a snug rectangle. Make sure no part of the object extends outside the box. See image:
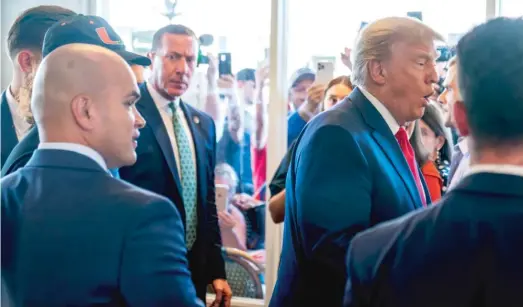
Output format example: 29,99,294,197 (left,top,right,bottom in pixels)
1,15,151,178
1,5,76,167
344,17,523,307
119,24,232,306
